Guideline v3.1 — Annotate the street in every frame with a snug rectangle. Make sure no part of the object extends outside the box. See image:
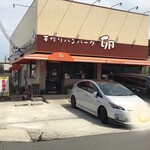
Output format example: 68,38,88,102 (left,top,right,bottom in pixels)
0,130,150,150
